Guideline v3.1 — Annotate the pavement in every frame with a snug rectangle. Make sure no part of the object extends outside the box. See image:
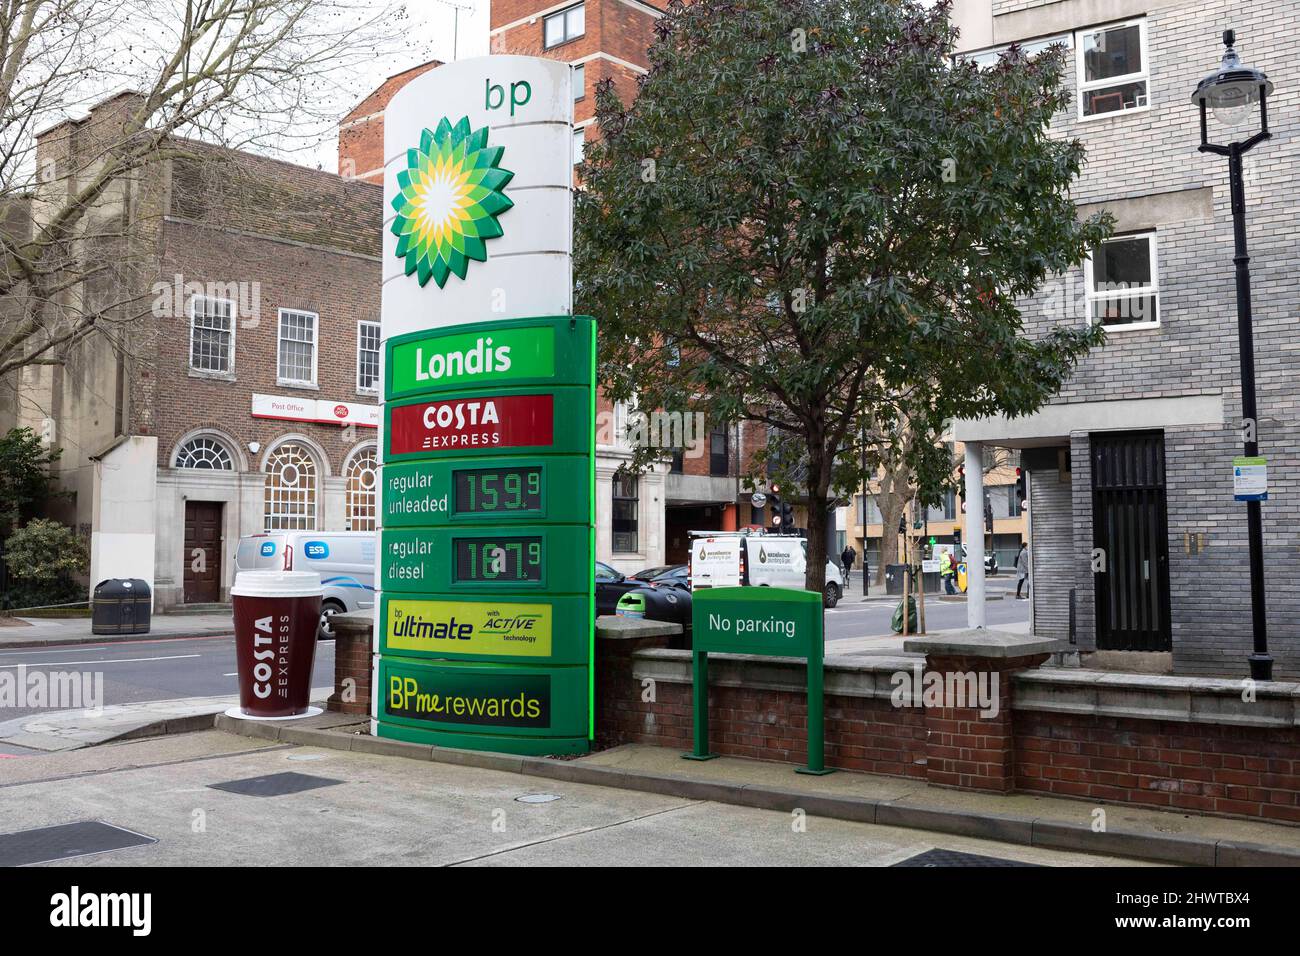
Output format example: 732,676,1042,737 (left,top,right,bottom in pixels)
0,727,1155,867
199,710,1298,866
0,611,236,649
